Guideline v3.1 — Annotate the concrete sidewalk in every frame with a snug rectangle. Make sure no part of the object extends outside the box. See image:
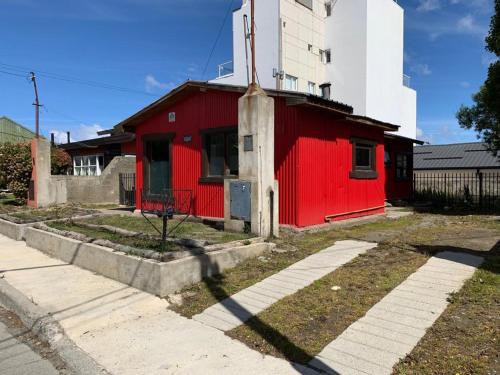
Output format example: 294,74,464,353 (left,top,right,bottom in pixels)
310,251,484,375
0,234,317,375
193,240,377,331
